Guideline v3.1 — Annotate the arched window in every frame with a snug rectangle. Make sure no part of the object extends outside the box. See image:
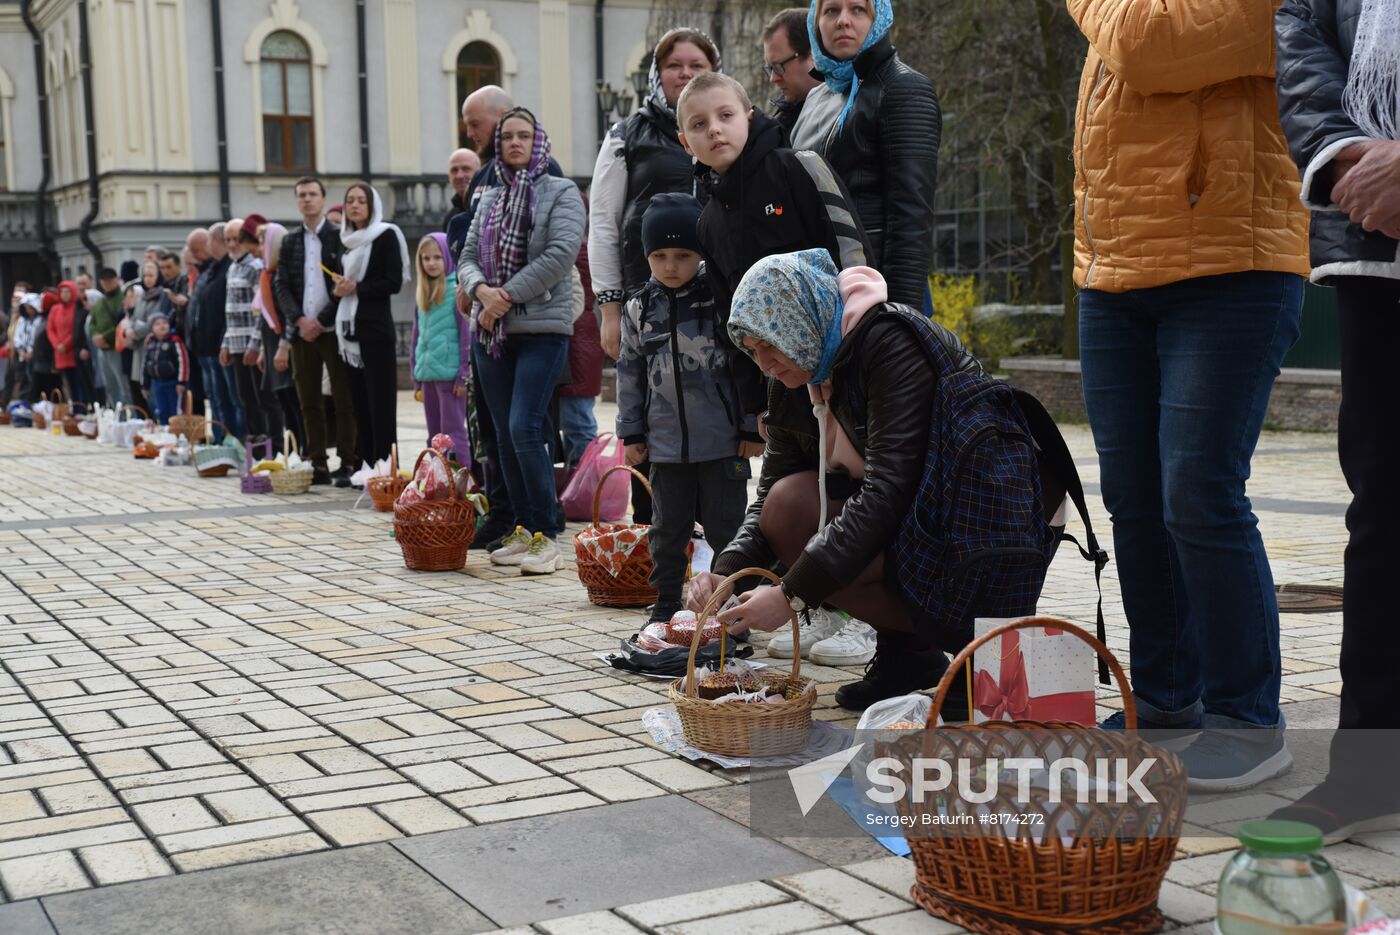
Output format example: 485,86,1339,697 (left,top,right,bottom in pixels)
456,42,501,149
260,31,313,171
